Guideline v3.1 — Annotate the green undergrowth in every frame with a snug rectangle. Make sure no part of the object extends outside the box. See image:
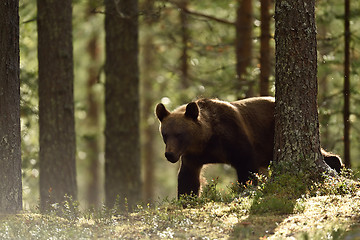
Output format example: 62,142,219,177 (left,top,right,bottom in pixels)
1,171,360,239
